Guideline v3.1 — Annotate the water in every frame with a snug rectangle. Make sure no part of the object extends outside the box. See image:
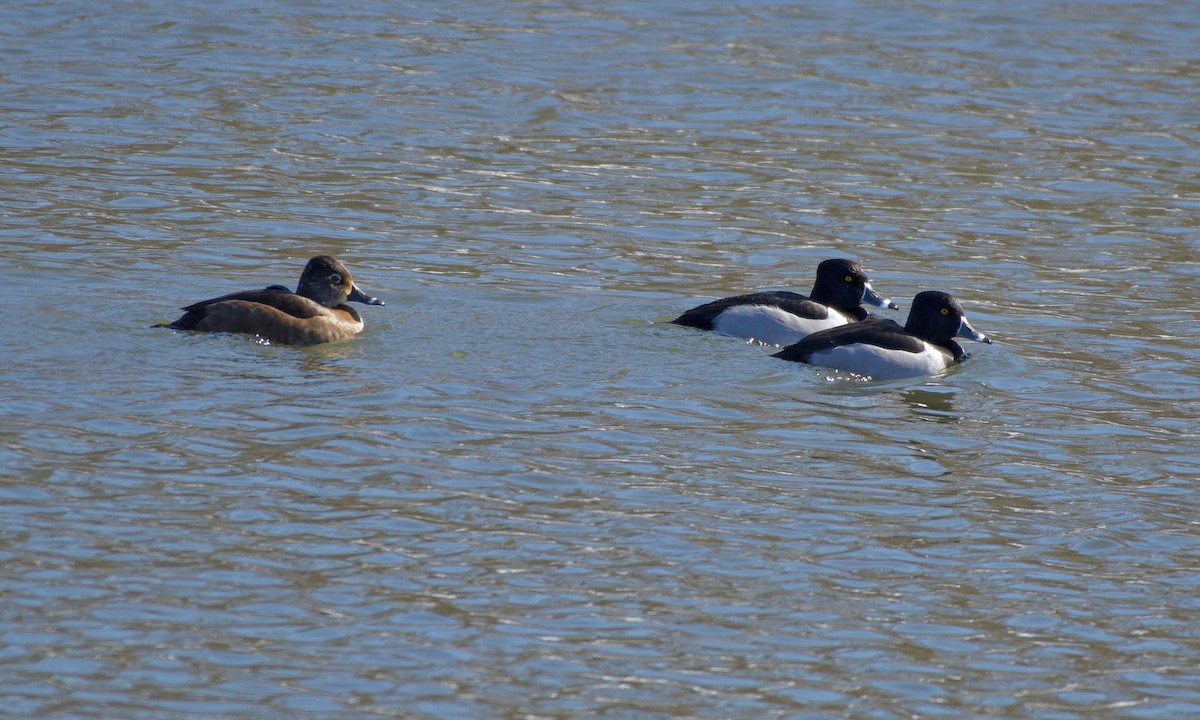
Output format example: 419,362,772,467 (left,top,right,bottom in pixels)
3,1,1200,717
